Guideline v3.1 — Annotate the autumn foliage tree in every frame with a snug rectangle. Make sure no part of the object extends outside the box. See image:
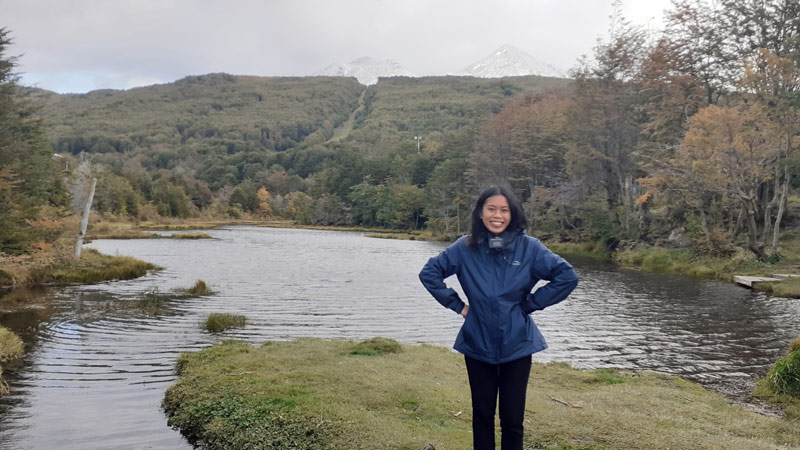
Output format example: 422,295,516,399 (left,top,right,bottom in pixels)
679,104,779,257
570,8,647,237
257,186,272,216
740,49,800,255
